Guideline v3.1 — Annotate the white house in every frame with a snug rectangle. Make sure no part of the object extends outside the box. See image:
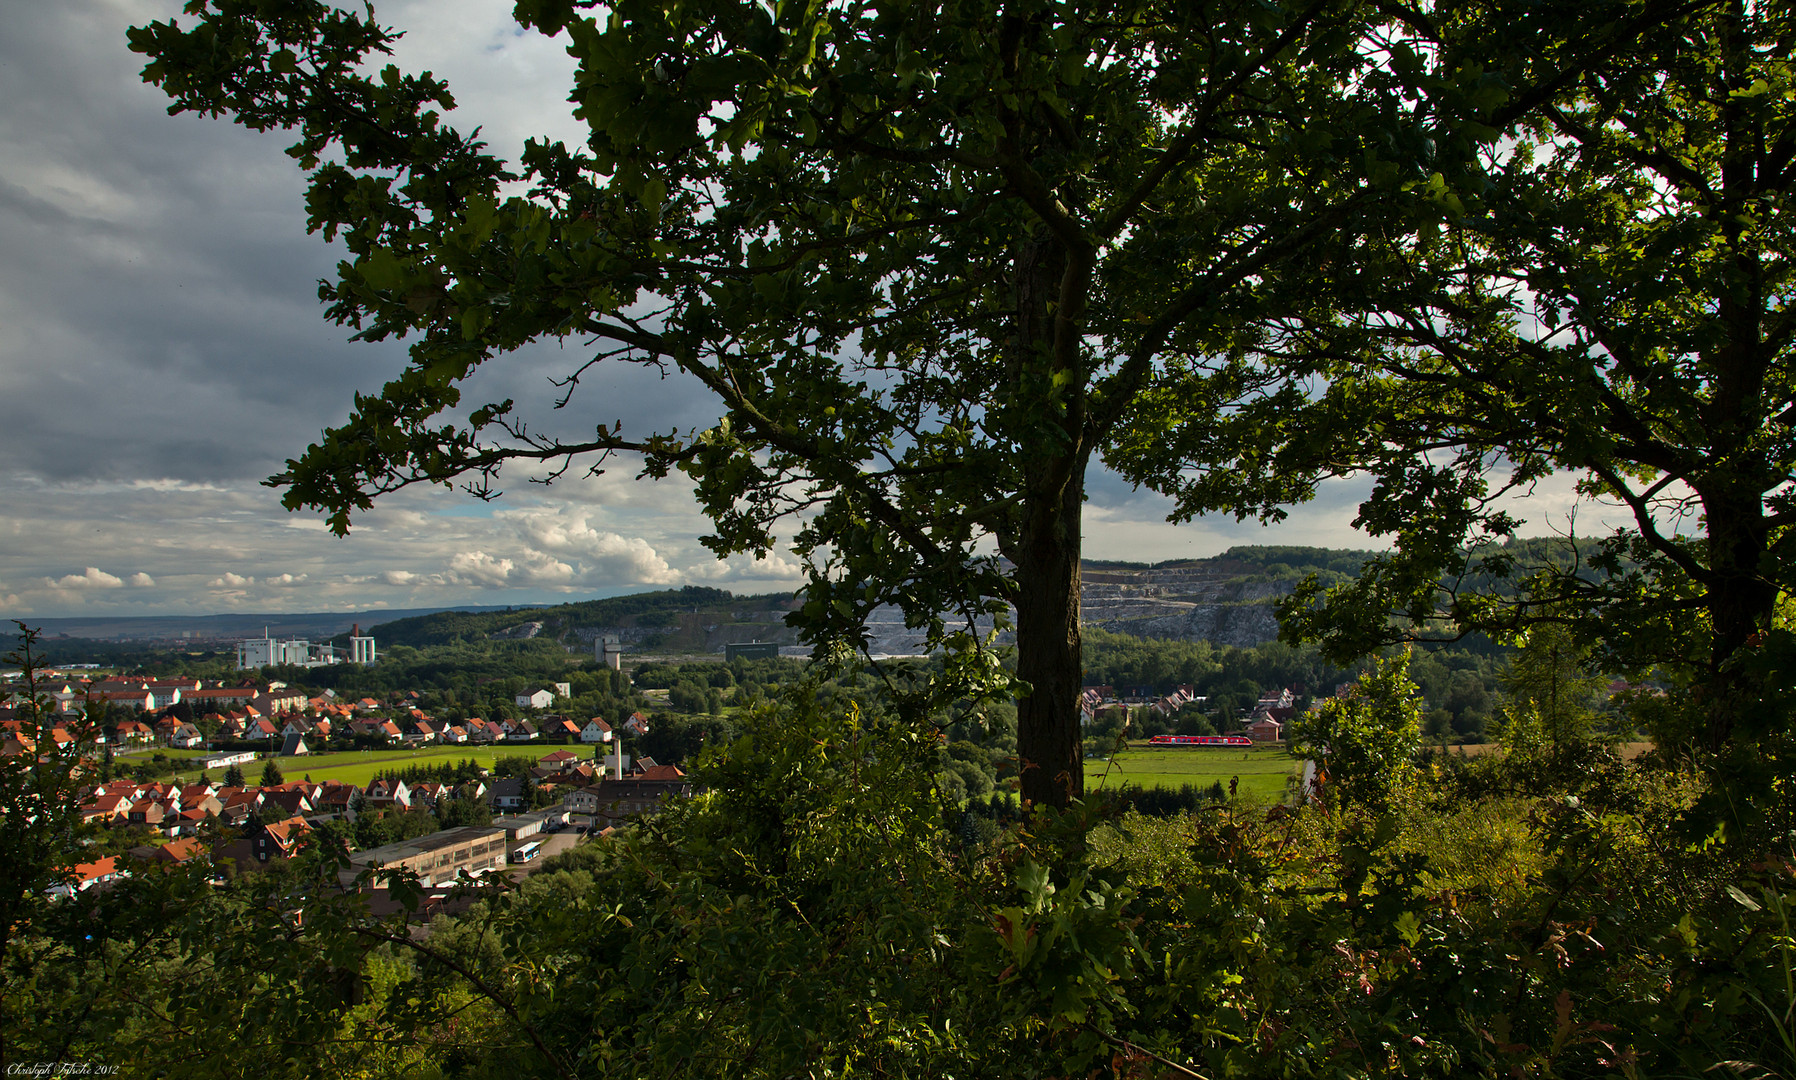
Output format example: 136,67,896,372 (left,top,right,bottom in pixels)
364,778,411,810
515,688,555,711
580,718,613,744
